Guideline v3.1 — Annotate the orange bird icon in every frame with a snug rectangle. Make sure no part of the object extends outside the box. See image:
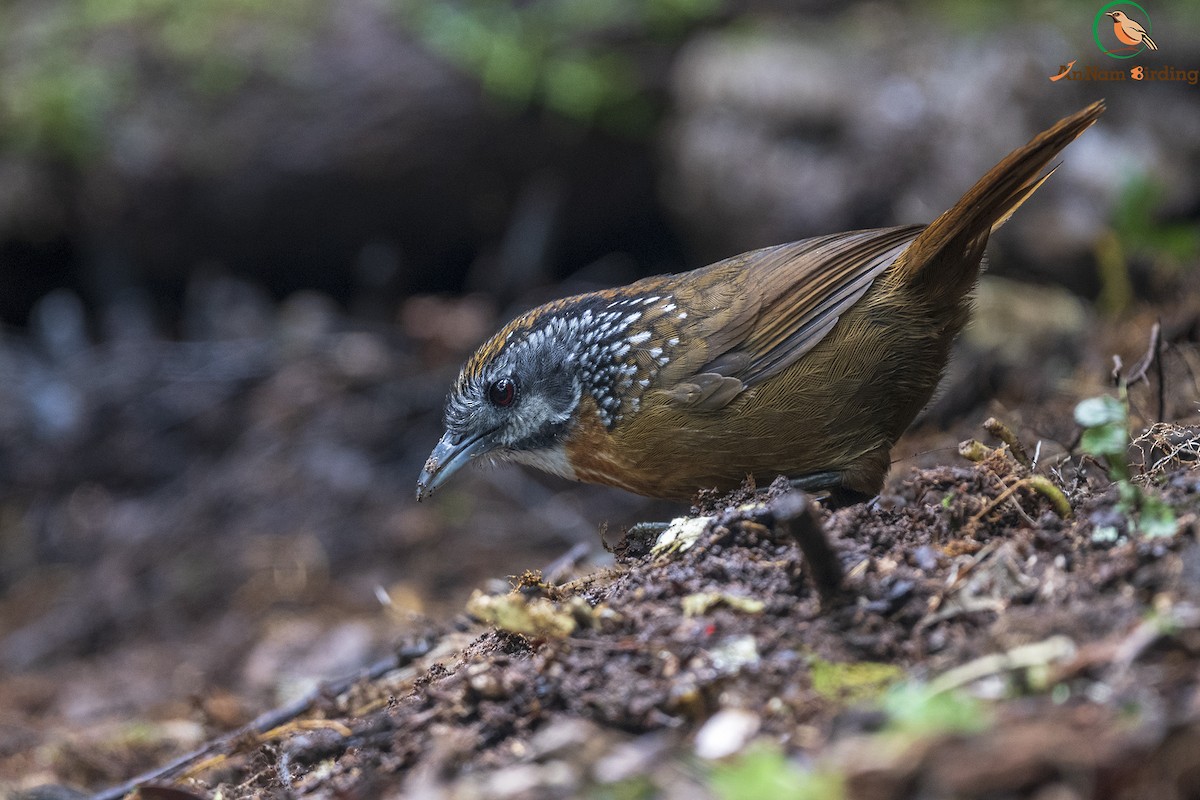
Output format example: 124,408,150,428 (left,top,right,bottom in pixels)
1107,10,1158,50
